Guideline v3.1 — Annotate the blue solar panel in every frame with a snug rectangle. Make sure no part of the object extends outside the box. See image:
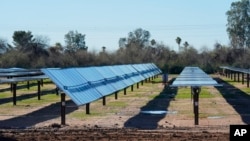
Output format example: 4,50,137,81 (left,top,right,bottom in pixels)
125,65,144,83
75,67,117,96
42,68,103,106
171,67,220,87
220,66,250,74
132,64,150,79
42,63,162,106
116,65,138,85
150,63,162,74
109,66,134,86
95,66,128,90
